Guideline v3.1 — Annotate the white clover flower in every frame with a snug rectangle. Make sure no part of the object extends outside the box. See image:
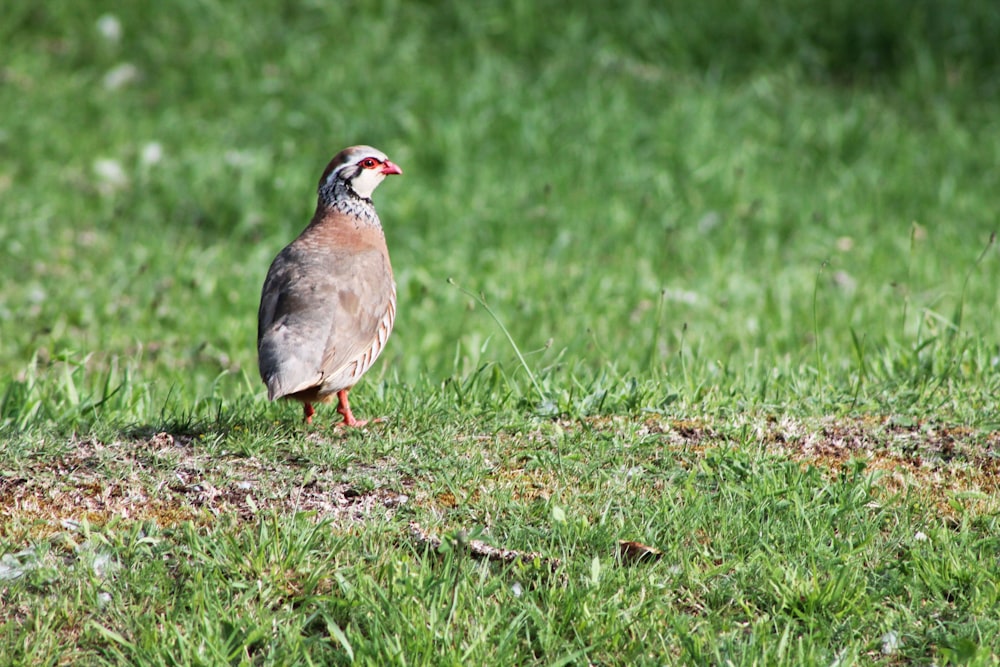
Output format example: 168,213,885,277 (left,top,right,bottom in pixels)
93,158,129,192
96,14,122,42
141,142,164,166
103,63,138,90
